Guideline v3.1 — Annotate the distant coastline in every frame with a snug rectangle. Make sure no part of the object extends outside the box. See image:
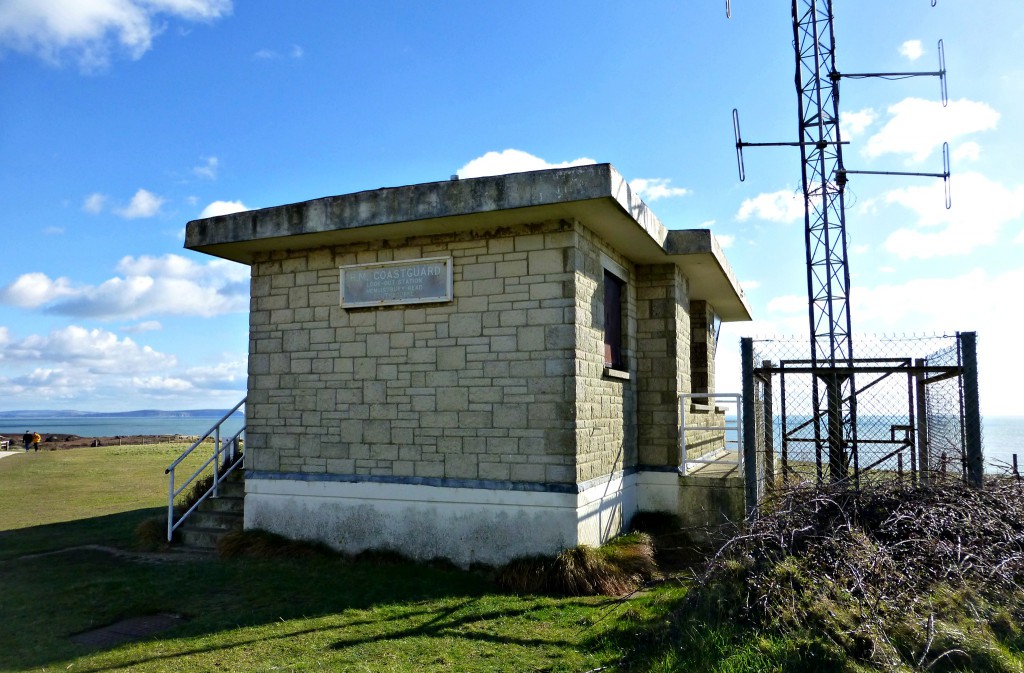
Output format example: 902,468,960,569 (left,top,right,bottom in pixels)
0,410,245,440
0,409,243,419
